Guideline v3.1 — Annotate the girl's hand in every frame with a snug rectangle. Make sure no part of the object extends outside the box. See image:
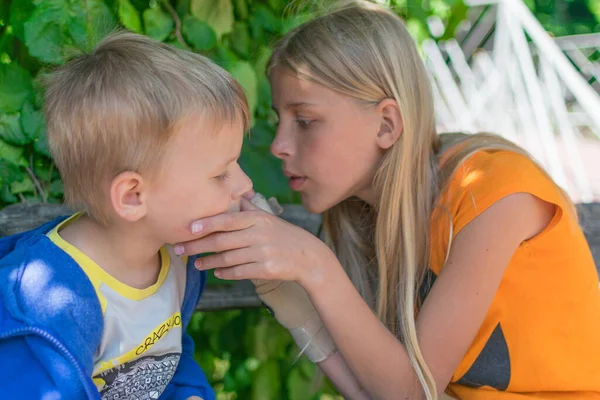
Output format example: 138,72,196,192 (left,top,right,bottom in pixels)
174,198,338,291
